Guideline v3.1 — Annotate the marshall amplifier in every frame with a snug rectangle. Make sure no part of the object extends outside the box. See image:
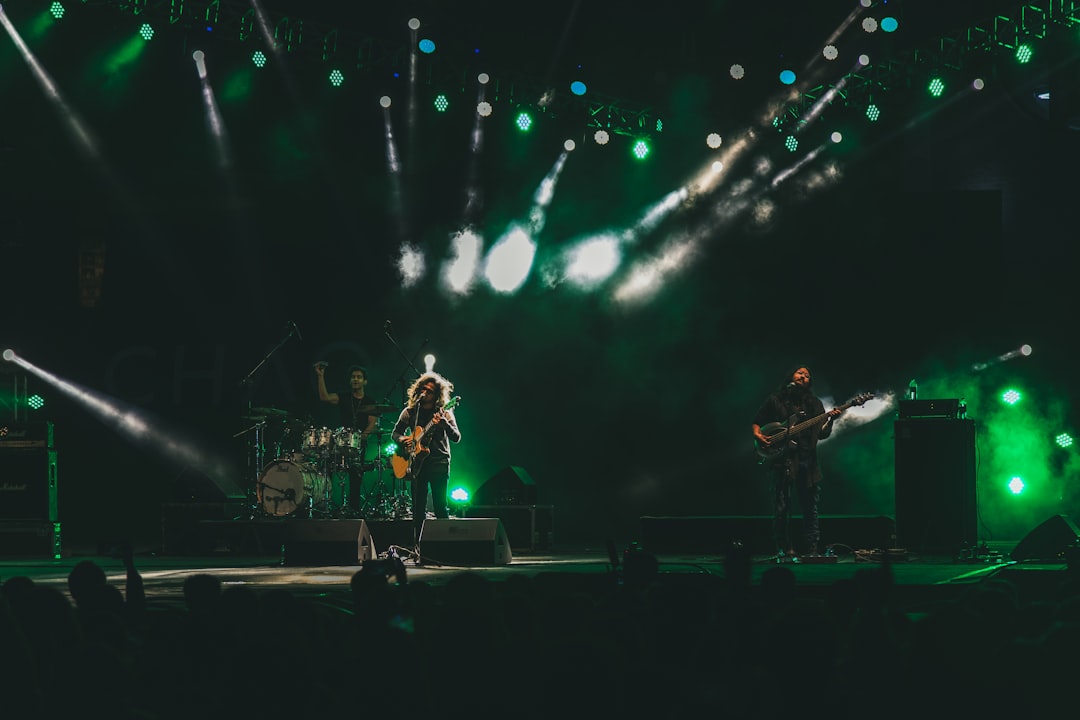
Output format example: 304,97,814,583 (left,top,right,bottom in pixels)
0,421,59,521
